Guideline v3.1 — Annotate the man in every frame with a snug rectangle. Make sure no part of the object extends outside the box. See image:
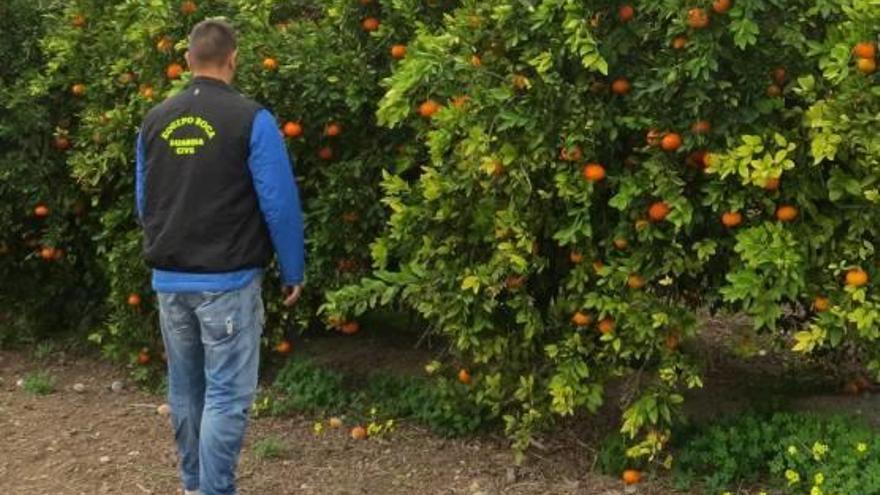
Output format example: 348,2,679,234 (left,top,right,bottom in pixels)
135,19,304,495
